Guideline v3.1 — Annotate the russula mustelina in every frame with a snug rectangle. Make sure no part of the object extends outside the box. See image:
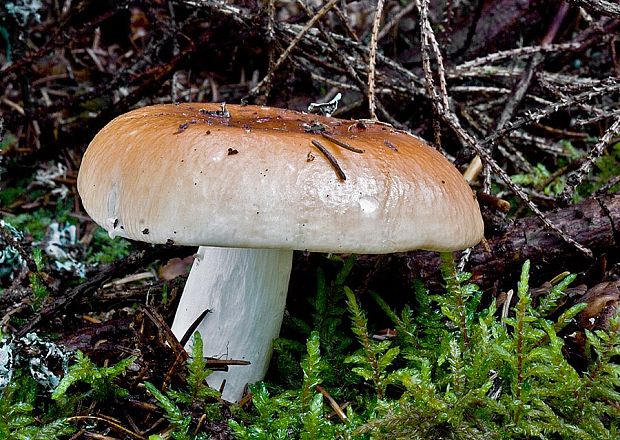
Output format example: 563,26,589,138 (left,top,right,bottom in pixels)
77,103,484,402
